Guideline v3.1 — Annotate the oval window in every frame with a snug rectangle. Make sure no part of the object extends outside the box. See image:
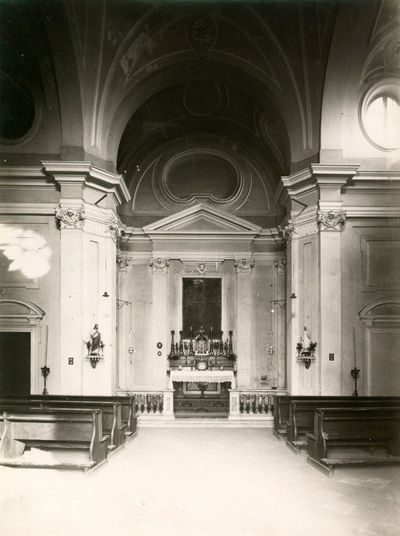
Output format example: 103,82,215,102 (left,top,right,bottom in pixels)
360,79,400,151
